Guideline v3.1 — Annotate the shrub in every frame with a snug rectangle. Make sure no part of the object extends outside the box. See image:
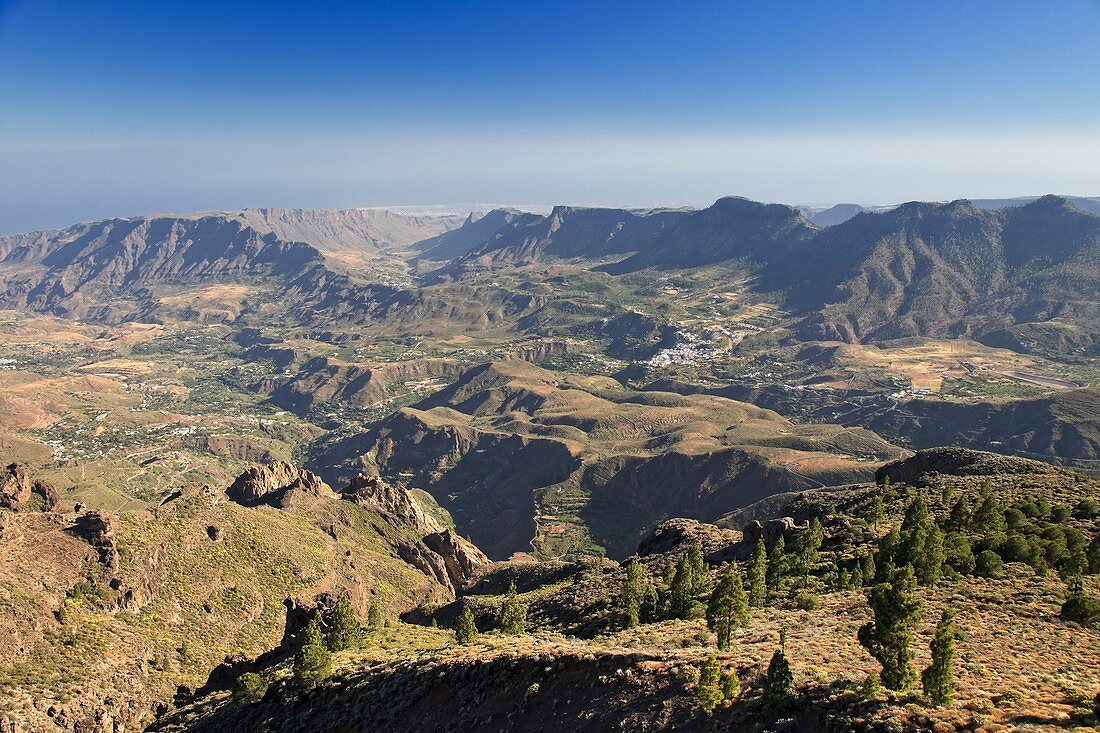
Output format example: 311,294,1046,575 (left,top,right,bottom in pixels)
234,672,268,704
1000,534,1033,564
1074,498,1100,520
974,550,1003,579
1051,504,1072,523
1061,590,1100,626
793,591,821,610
